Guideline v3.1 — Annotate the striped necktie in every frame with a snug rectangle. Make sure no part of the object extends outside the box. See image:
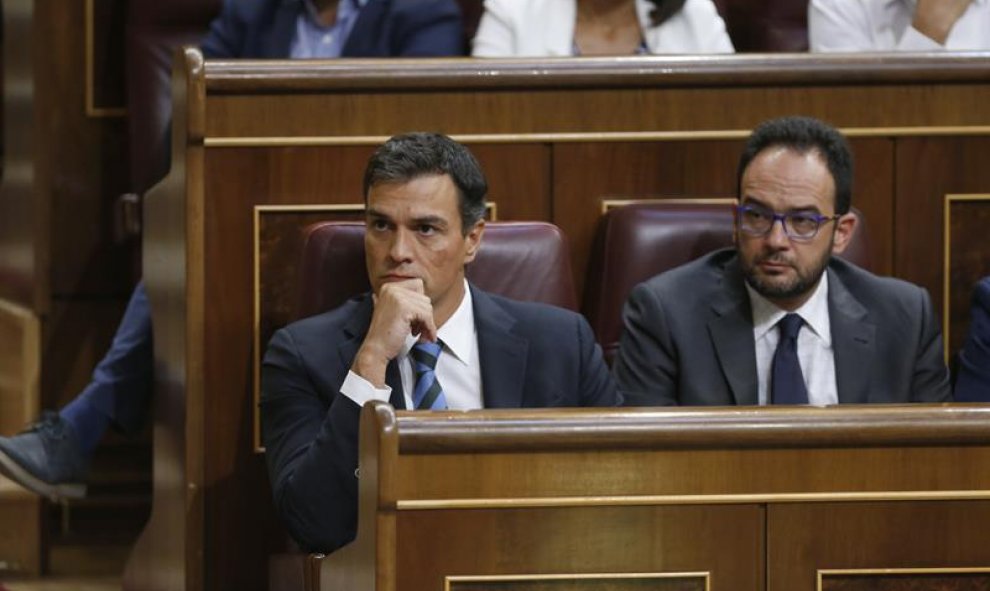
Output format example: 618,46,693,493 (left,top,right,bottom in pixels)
410,341,447,410
770,313,809,405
